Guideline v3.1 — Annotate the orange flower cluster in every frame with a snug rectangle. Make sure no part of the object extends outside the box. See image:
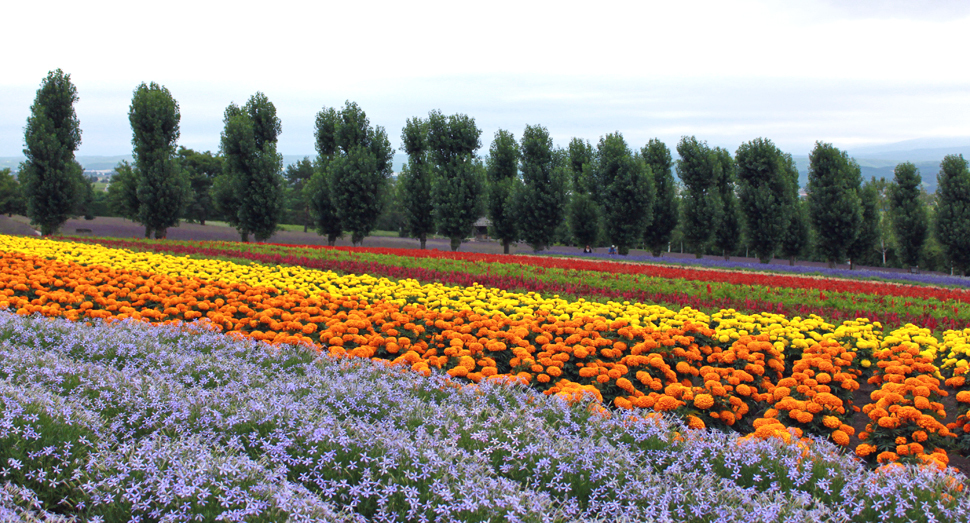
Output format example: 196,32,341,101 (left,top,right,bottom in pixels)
944,356,970,451
755,340,859,446
7,248,965,474
858,341,952,469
